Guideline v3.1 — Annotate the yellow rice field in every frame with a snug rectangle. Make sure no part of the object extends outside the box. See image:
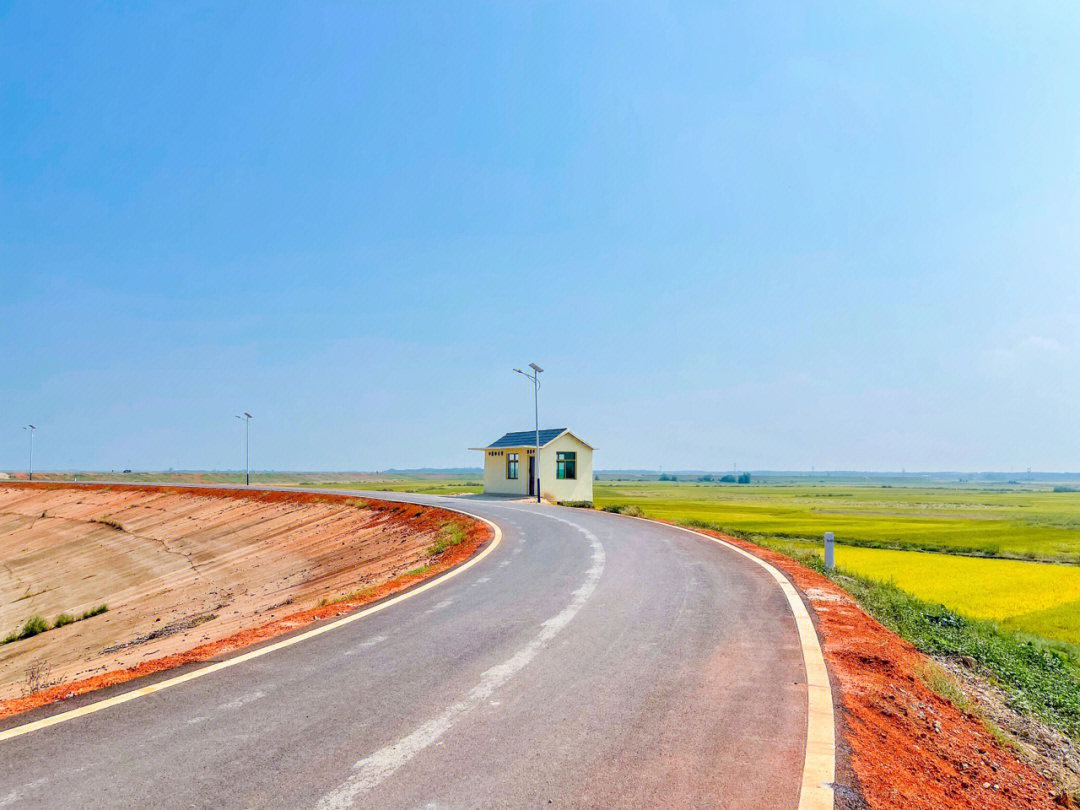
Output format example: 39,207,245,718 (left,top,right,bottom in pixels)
833,546,1080,646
